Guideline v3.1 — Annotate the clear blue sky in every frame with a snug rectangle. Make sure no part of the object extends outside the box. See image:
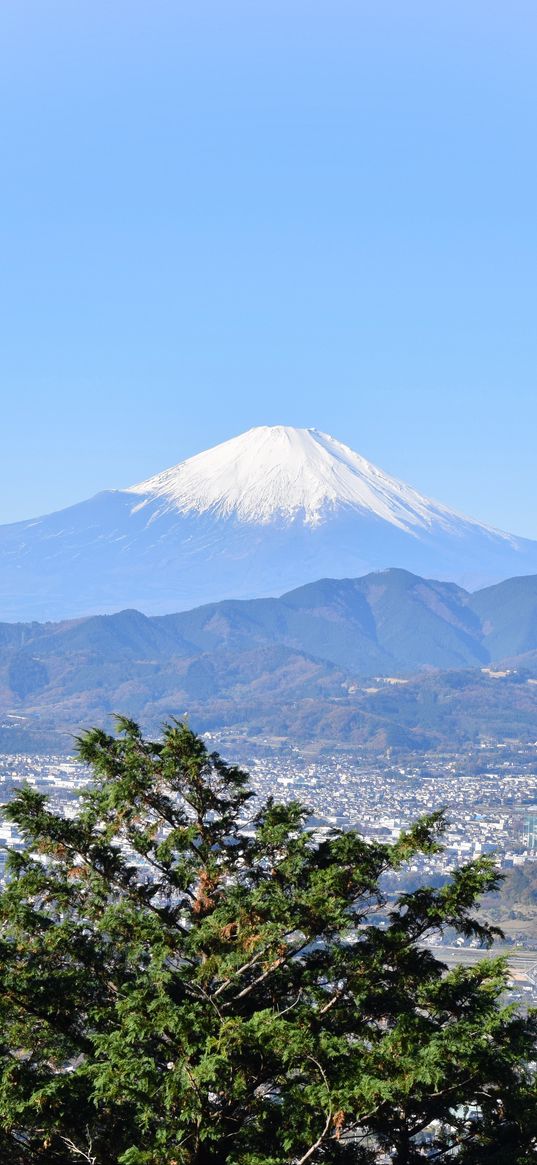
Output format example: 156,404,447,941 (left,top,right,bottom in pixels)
1,1,536,535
